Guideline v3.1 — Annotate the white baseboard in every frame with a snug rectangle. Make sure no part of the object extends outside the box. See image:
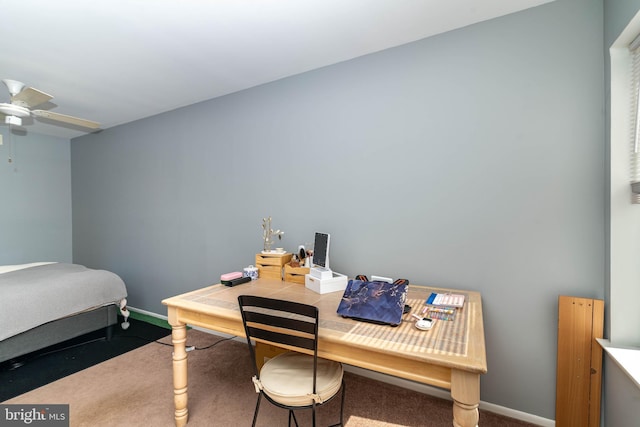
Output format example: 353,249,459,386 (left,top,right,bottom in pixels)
342,365,554,426
479,400,554,427
129,306,166,320
129,307,555,426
